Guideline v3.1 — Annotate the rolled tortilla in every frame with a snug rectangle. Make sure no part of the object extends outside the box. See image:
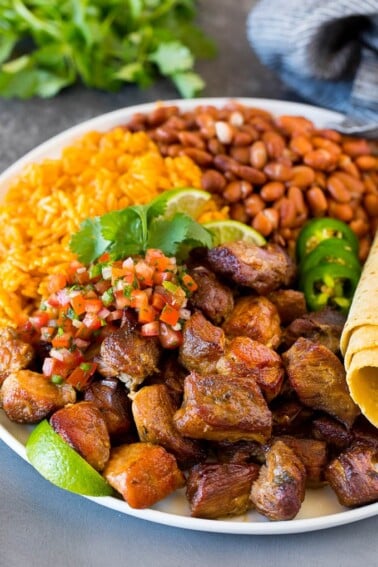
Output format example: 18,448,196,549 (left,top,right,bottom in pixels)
340,231,378,427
